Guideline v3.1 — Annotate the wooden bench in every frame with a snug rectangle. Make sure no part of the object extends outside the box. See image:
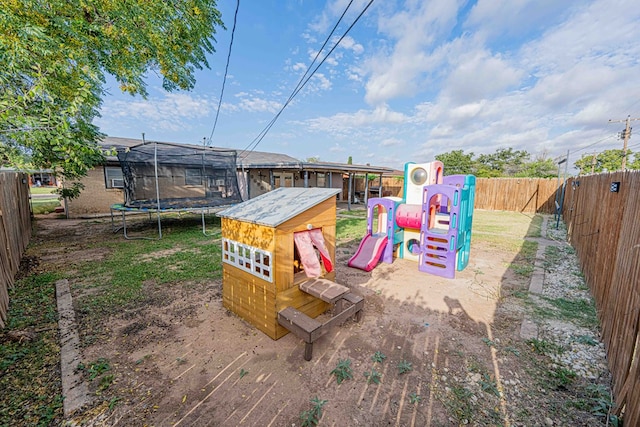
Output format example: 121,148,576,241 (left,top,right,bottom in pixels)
278,287,365,361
